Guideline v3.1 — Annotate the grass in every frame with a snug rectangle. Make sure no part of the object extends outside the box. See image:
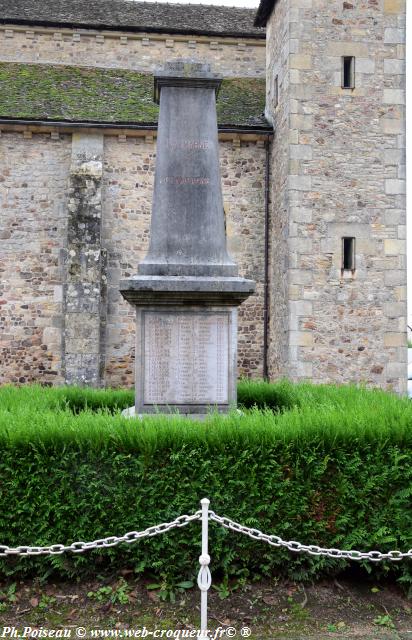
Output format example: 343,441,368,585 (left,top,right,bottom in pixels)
0,380,411,452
